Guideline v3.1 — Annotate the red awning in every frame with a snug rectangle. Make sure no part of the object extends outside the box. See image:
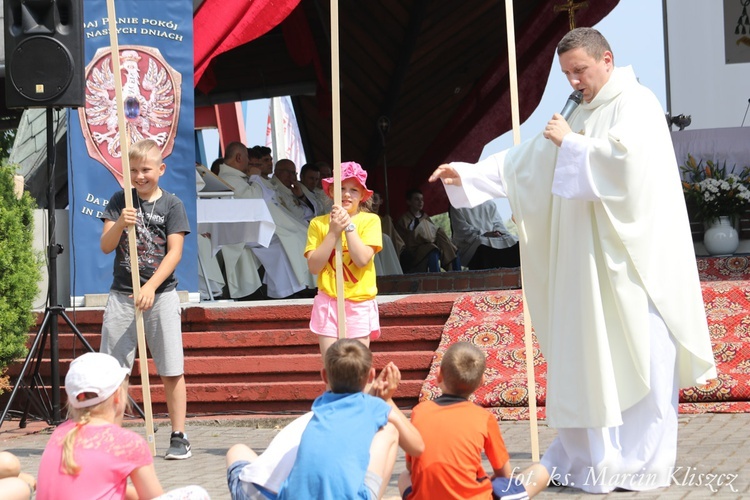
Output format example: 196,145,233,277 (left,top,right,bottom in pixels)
193,0,302,92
